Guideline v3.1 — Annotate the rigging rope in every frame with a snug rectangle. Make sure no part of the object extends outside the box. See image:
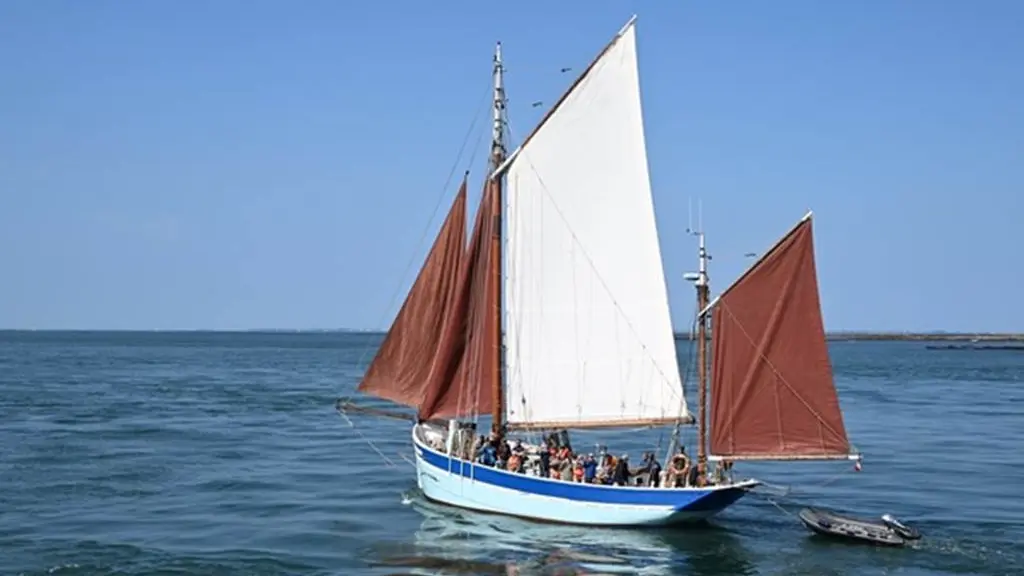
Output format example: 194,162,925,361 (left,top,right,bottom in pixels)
758,465,860,496
746,464,863,521
351,81,495,376
336,80,493,422
335,402,415,470
762,495,800,520
665,310,700,462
